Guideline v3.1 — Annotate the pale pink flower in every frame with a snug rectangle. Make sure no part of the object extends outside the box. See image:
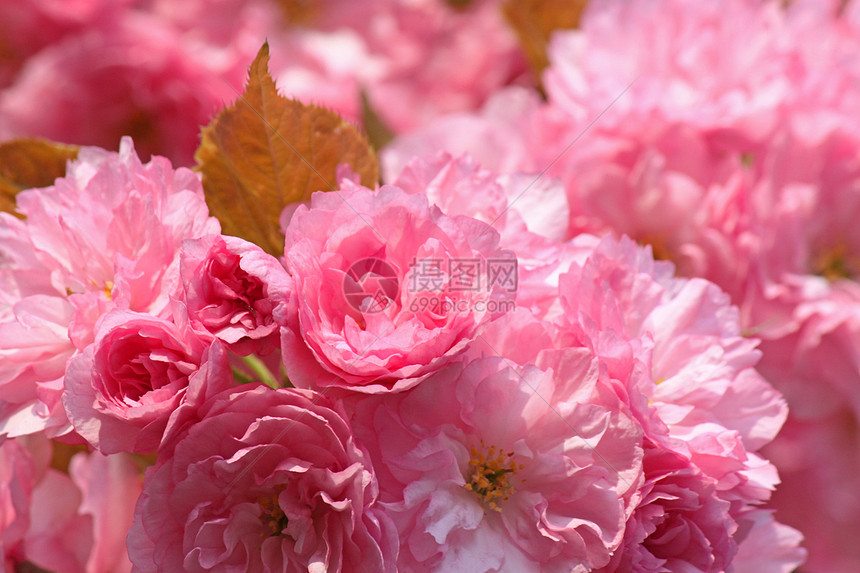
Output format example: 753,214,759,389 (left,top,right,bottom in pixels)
742,128,860,339
543,0,796,152
392,152,569,243
17,458,92,573
127,385,397,572
762,406,860,573
326,0,528,133
0,12,245,166
23,449,142,573
1,435,143,573
558,237,787,512
270,29,377,125
780,0,860,139
63,308,234,454
731,508,807,573
381,87,545,179
180,234,292,356
551,235,799,570
755,314,860,573
732,127,860,571
280,181,516,394
597,446,736,573
0,0,130,88
68,450,142,573
0,438,35,569
0,138,219,440
352,352,643,572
